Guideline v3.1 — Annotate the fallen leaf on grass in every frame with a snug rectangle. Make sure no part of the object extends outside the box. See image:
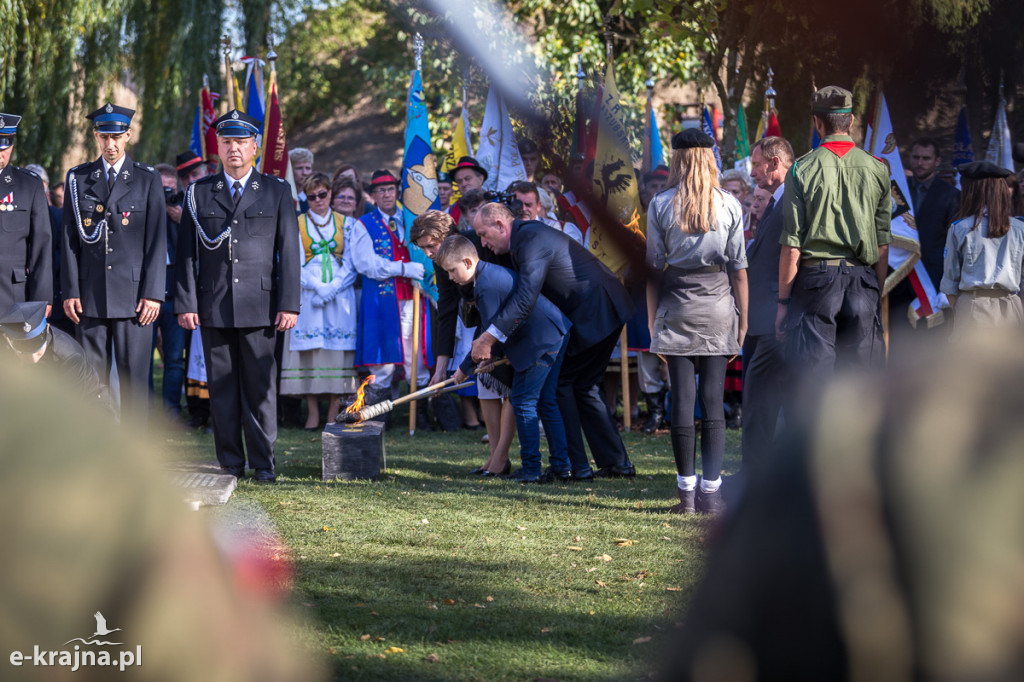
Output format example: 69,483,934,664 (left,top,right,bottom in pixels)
360,634,371,641
614,538,634,546
666,586,683,592
517,526,527,531
424,653,440,663
370,611,379,616
596,554,612,562
485,595,494,602
567,546,583,551
633,636,652,645
384,647,404,654
444,598,456,605
322,526,335,532
421,519,429,524
473,603,486,608
595,580,608,588
329,648,337,654
540,627,552,633
330,553,341,557
375,636,386,642
585,567,597,573
368,653,386,659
